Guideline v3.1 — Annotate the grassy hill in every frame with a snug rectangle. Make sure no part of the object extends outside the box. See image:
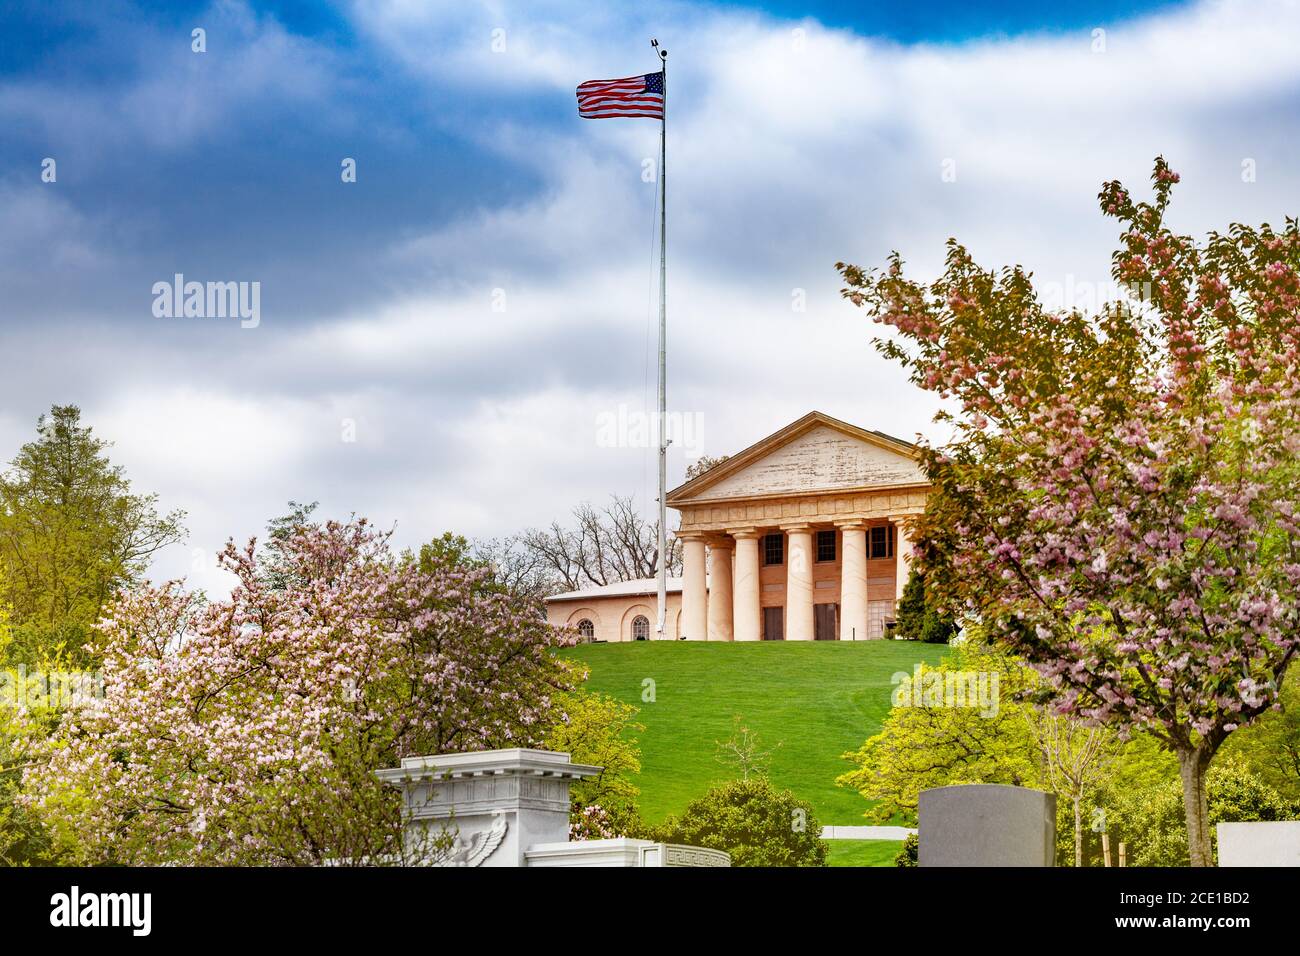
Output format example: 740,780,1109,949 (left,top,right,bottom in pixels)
560,641,948,827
